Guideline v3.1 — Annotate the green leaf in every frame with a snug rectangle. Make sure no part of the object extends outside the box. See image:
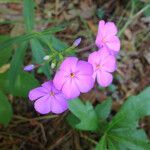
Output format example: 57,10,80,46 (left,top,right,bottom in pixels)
0,26,65,51
0,35,10,43
0,35,12,67
66,113,80,129
95,98,112,121
0,48,12,67
30,38,51,78
96,8,105,19
0,71,39,97
8,42,27,90
96,86,150,150
39,34,68,52
107,138,119,150
23,0,35,32
0,0,21,3
69,99,99,131
109,129,150,150
9,71,39,97
107,87,150,130
0,90,13,126
95,135,107,150
0,72,9,93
